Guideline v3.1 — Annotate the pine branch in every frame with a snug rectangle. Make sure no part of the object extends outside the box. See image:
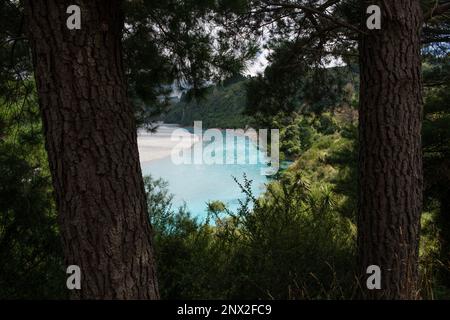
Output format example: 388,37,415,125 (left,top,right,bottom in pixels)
424,2,450,21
